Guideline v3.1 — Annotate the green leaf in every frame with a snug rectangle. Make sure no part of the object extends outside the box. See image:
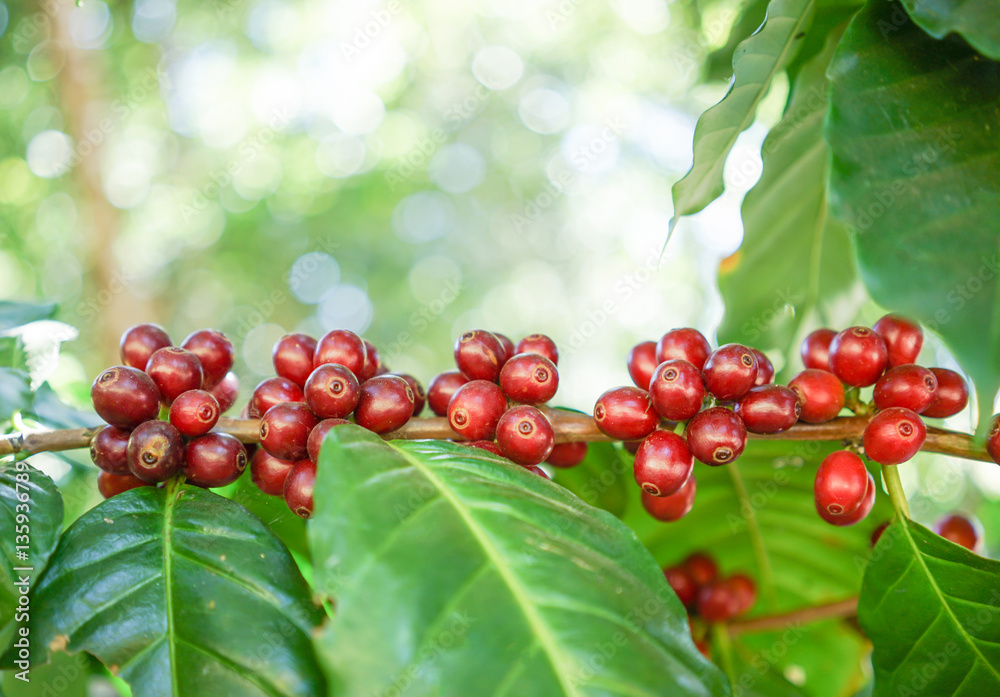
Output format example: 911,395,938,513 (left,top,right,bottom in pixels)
0,369,31,422
310,426,730,697
859,518,1000,695
0,463,63,655
22,483,325,697
825,0,1000,433
548,441,630,517
718,25,856,356
669,0,816,236
899,0,1000,60
0,303,56,332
